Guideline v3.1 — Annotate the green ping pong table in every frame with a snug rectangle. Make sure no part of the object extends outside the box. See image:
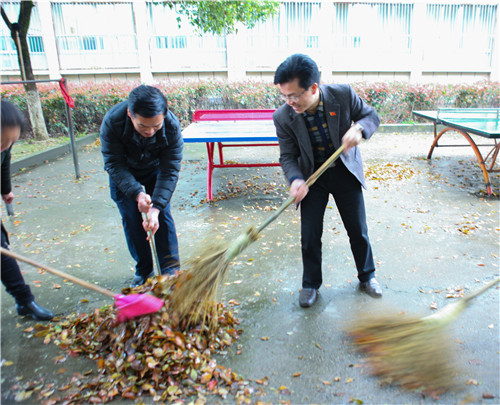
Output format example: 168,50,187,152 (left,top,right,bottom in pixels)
413,108,500,195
